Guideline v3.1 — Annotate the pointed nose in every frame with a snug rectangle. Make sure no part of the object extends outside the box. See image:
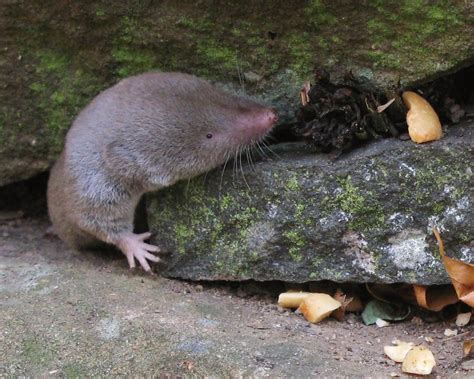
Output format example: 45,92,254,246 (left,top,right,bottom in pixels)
267,108,279,124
